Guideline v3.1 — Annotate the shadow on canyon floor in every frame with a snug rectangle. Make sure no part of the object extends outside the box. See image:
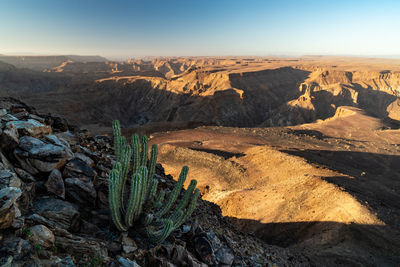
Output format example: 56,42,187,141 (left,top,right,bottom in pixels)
280,149,400,230
227,217,400,266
